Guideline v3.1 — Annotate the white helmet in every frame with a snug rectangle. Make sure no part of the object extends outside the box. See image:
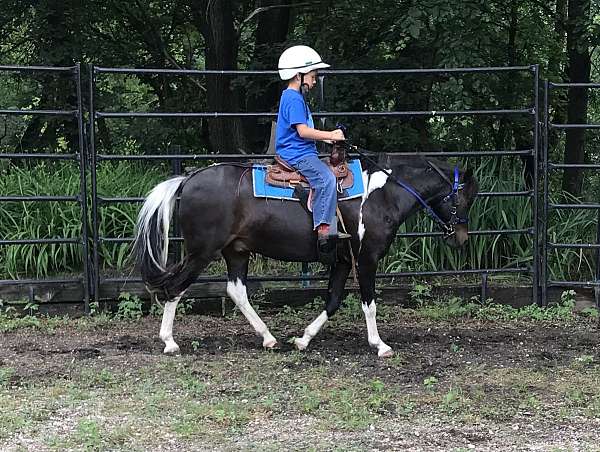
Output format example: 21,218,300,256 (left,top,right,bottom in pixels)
278,45,330,80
